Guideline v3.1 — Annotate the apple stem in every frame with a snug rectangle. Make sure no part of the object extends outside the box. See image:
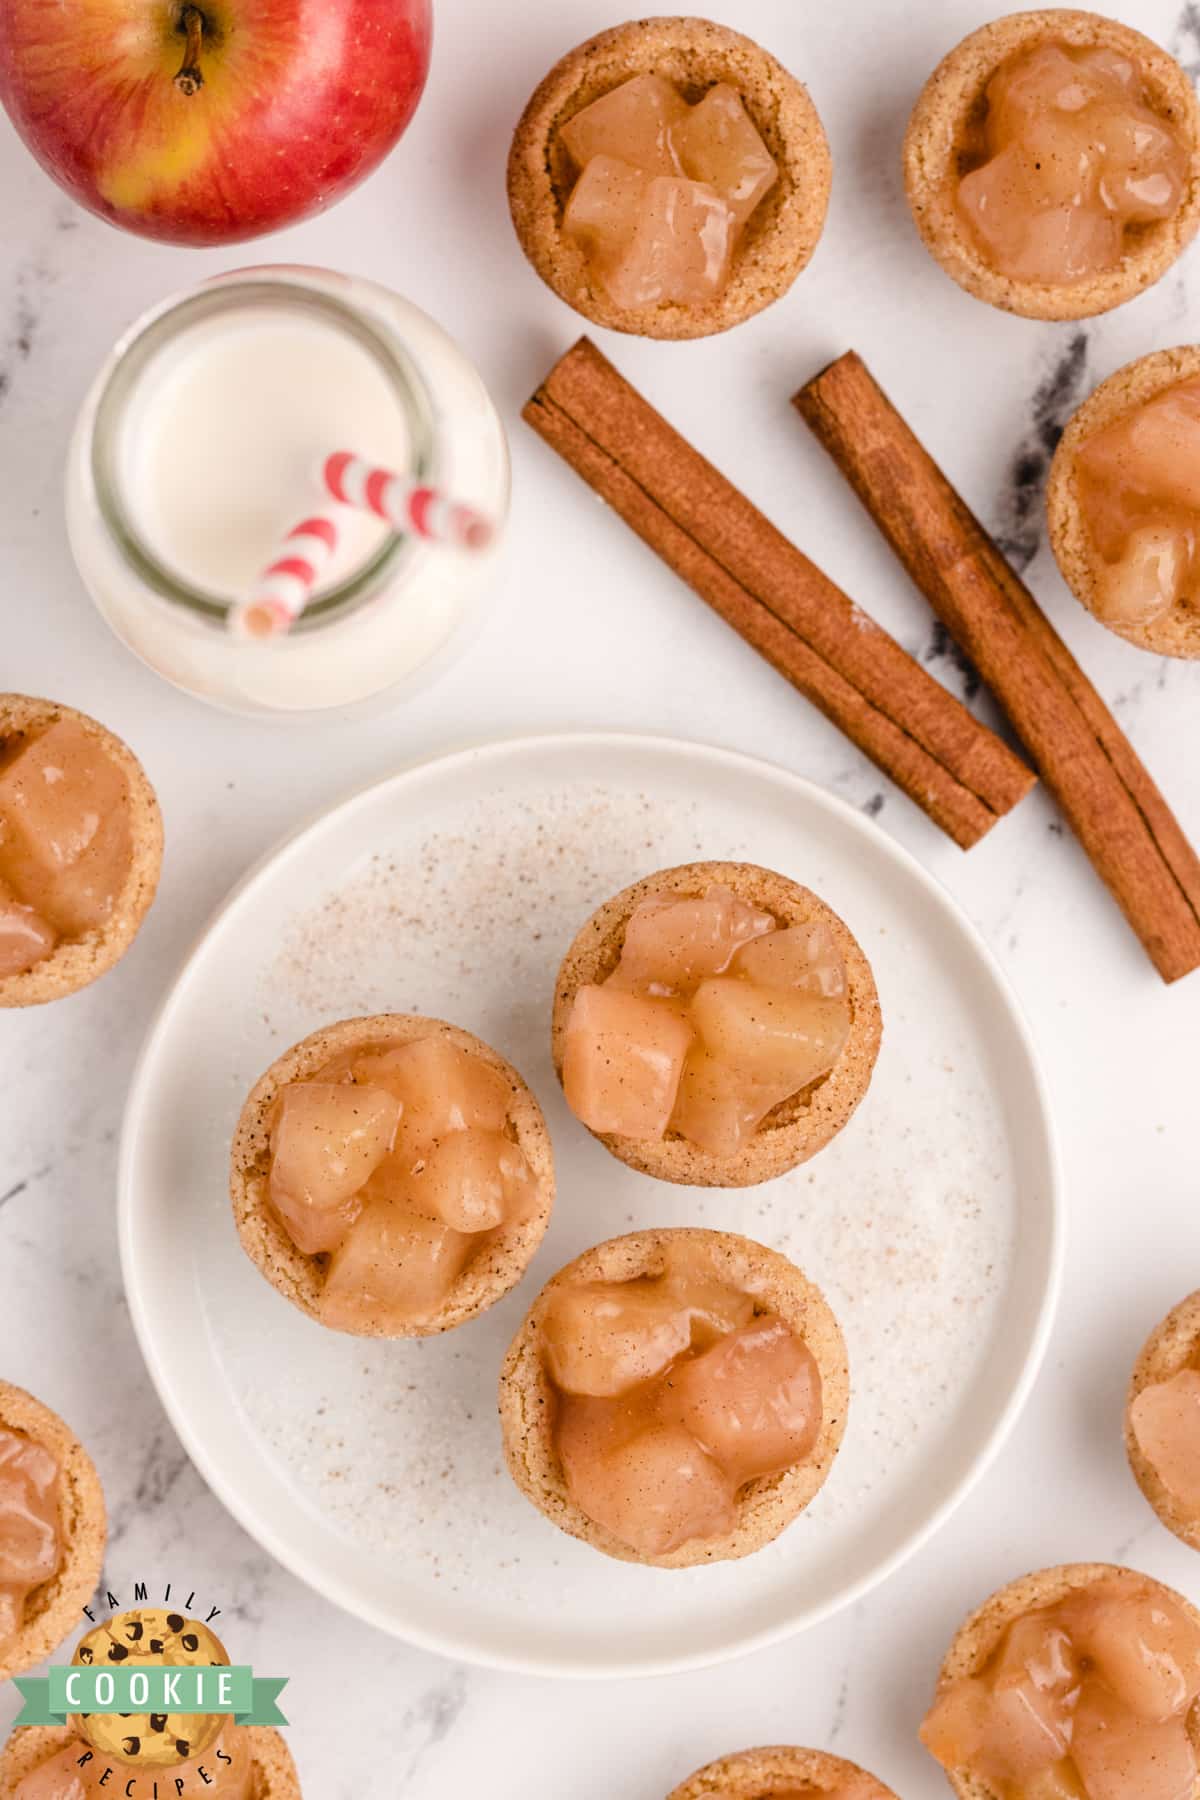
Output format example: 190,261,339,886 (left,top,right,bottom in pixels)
175,5,206,96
